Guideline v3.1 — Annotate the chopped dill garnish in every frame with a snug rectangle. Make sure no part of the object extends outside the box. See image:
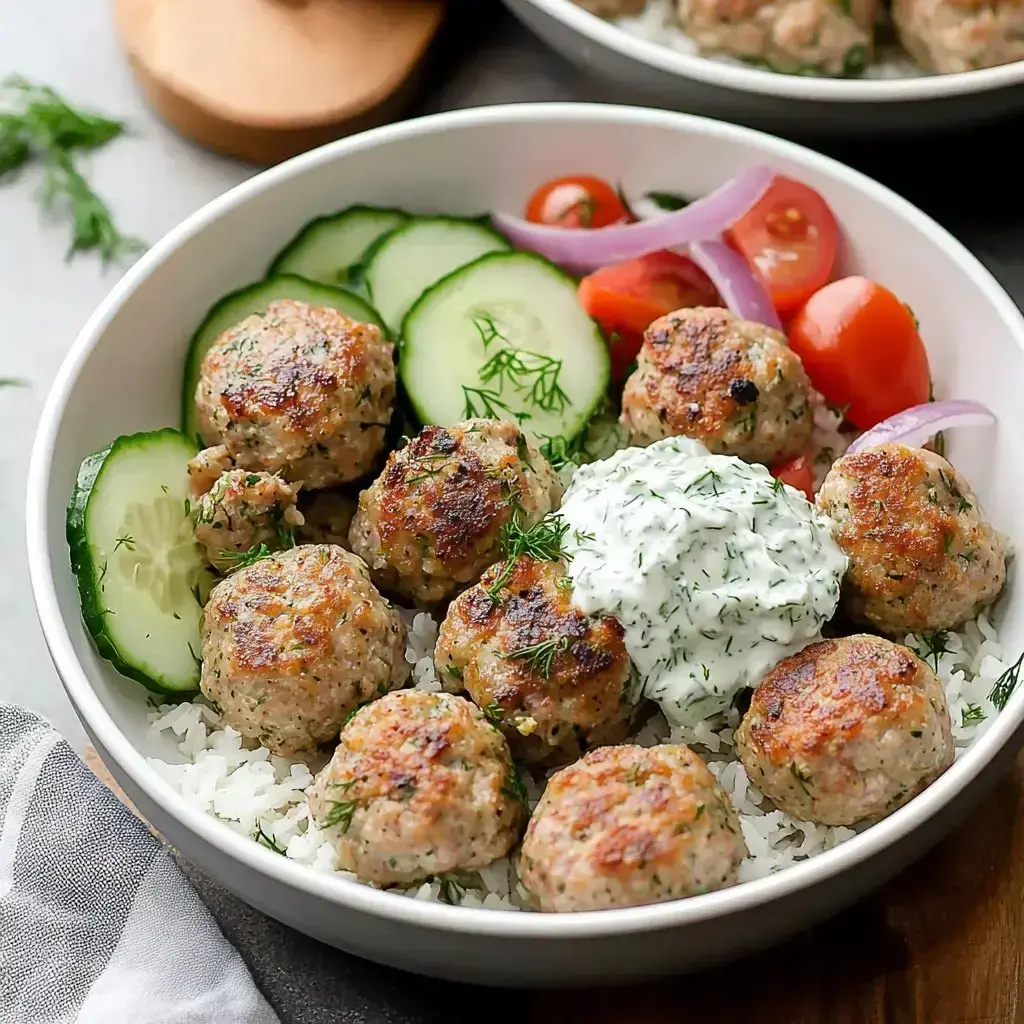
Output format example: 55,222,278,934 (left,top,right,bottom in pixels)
914,629,952,673
501,760,529,806
323,780,359,832
482,701,505,726
498,636,569,678
219,542,272,570
437,874,465,905
485,506,570,603
961,703,986,726
113,533,135,552
252,824,286,855
988,651,1023,712
789,763,812,793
